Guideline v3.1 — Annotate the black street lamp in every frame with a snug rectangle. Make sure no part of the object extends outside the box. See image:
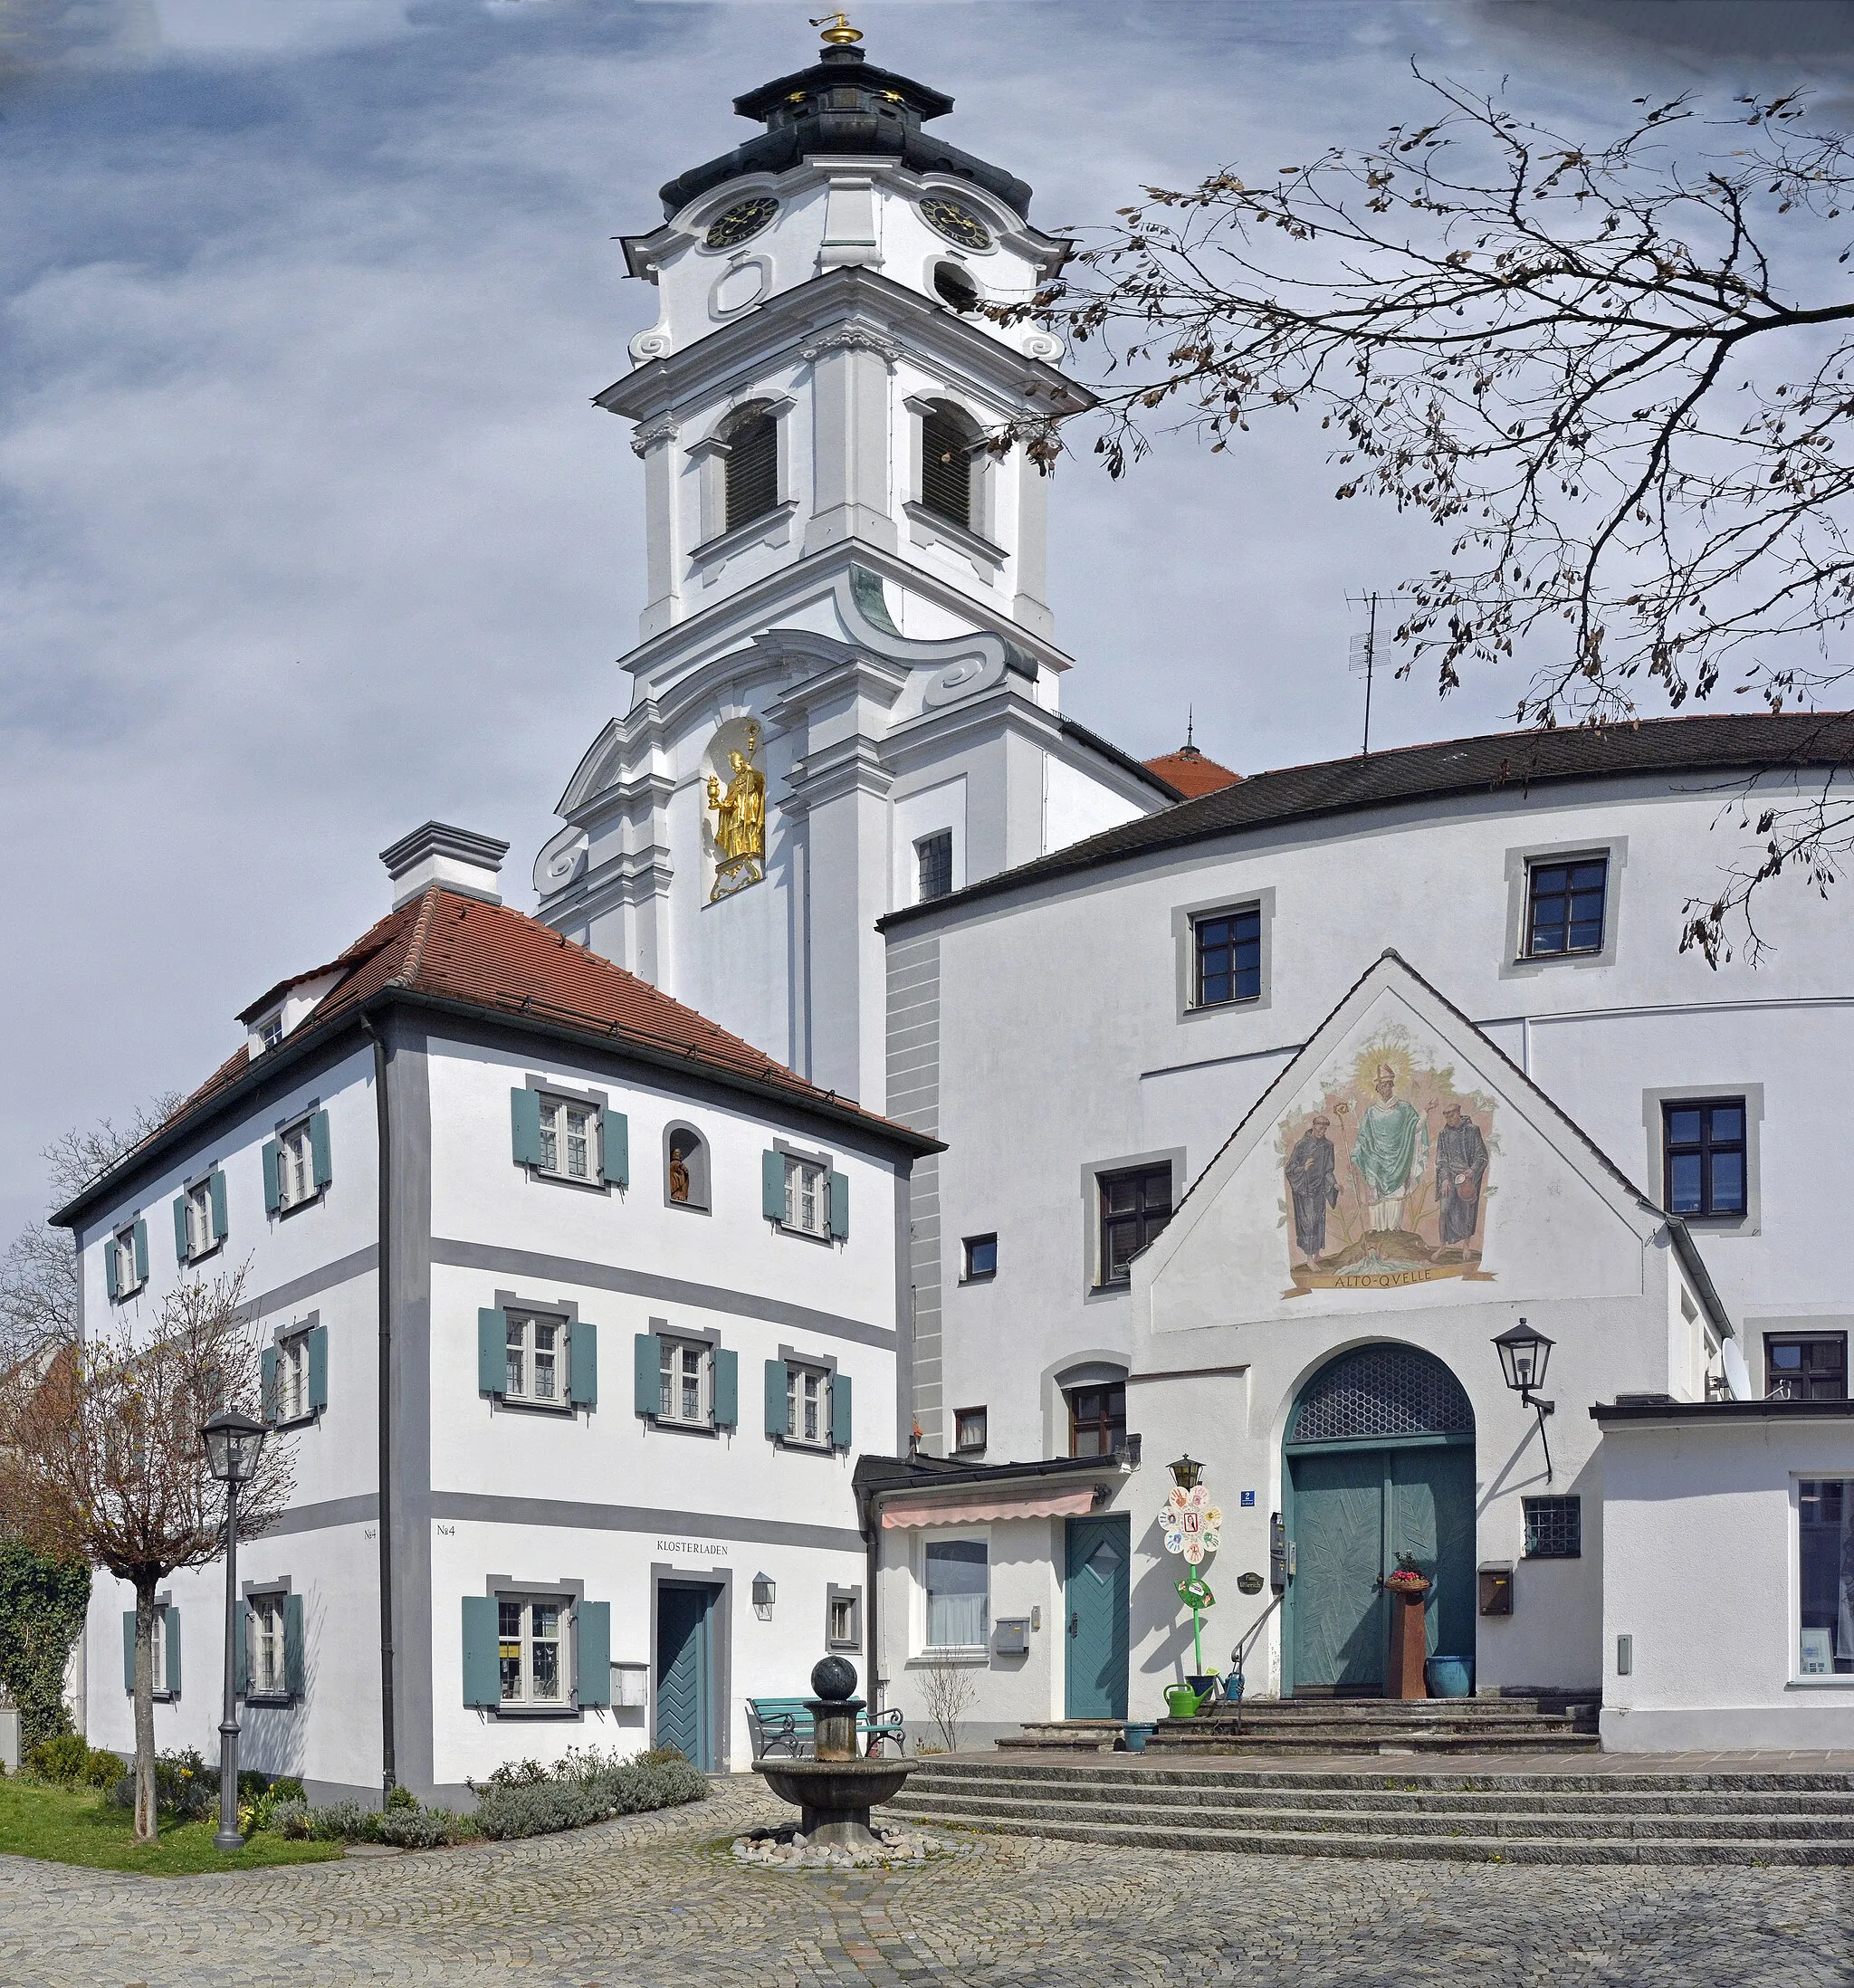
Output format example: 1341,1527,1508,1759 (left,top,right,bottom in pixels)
201,1406,266,1852
1168,1454,1204,1492
1492,1320,1556,1483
